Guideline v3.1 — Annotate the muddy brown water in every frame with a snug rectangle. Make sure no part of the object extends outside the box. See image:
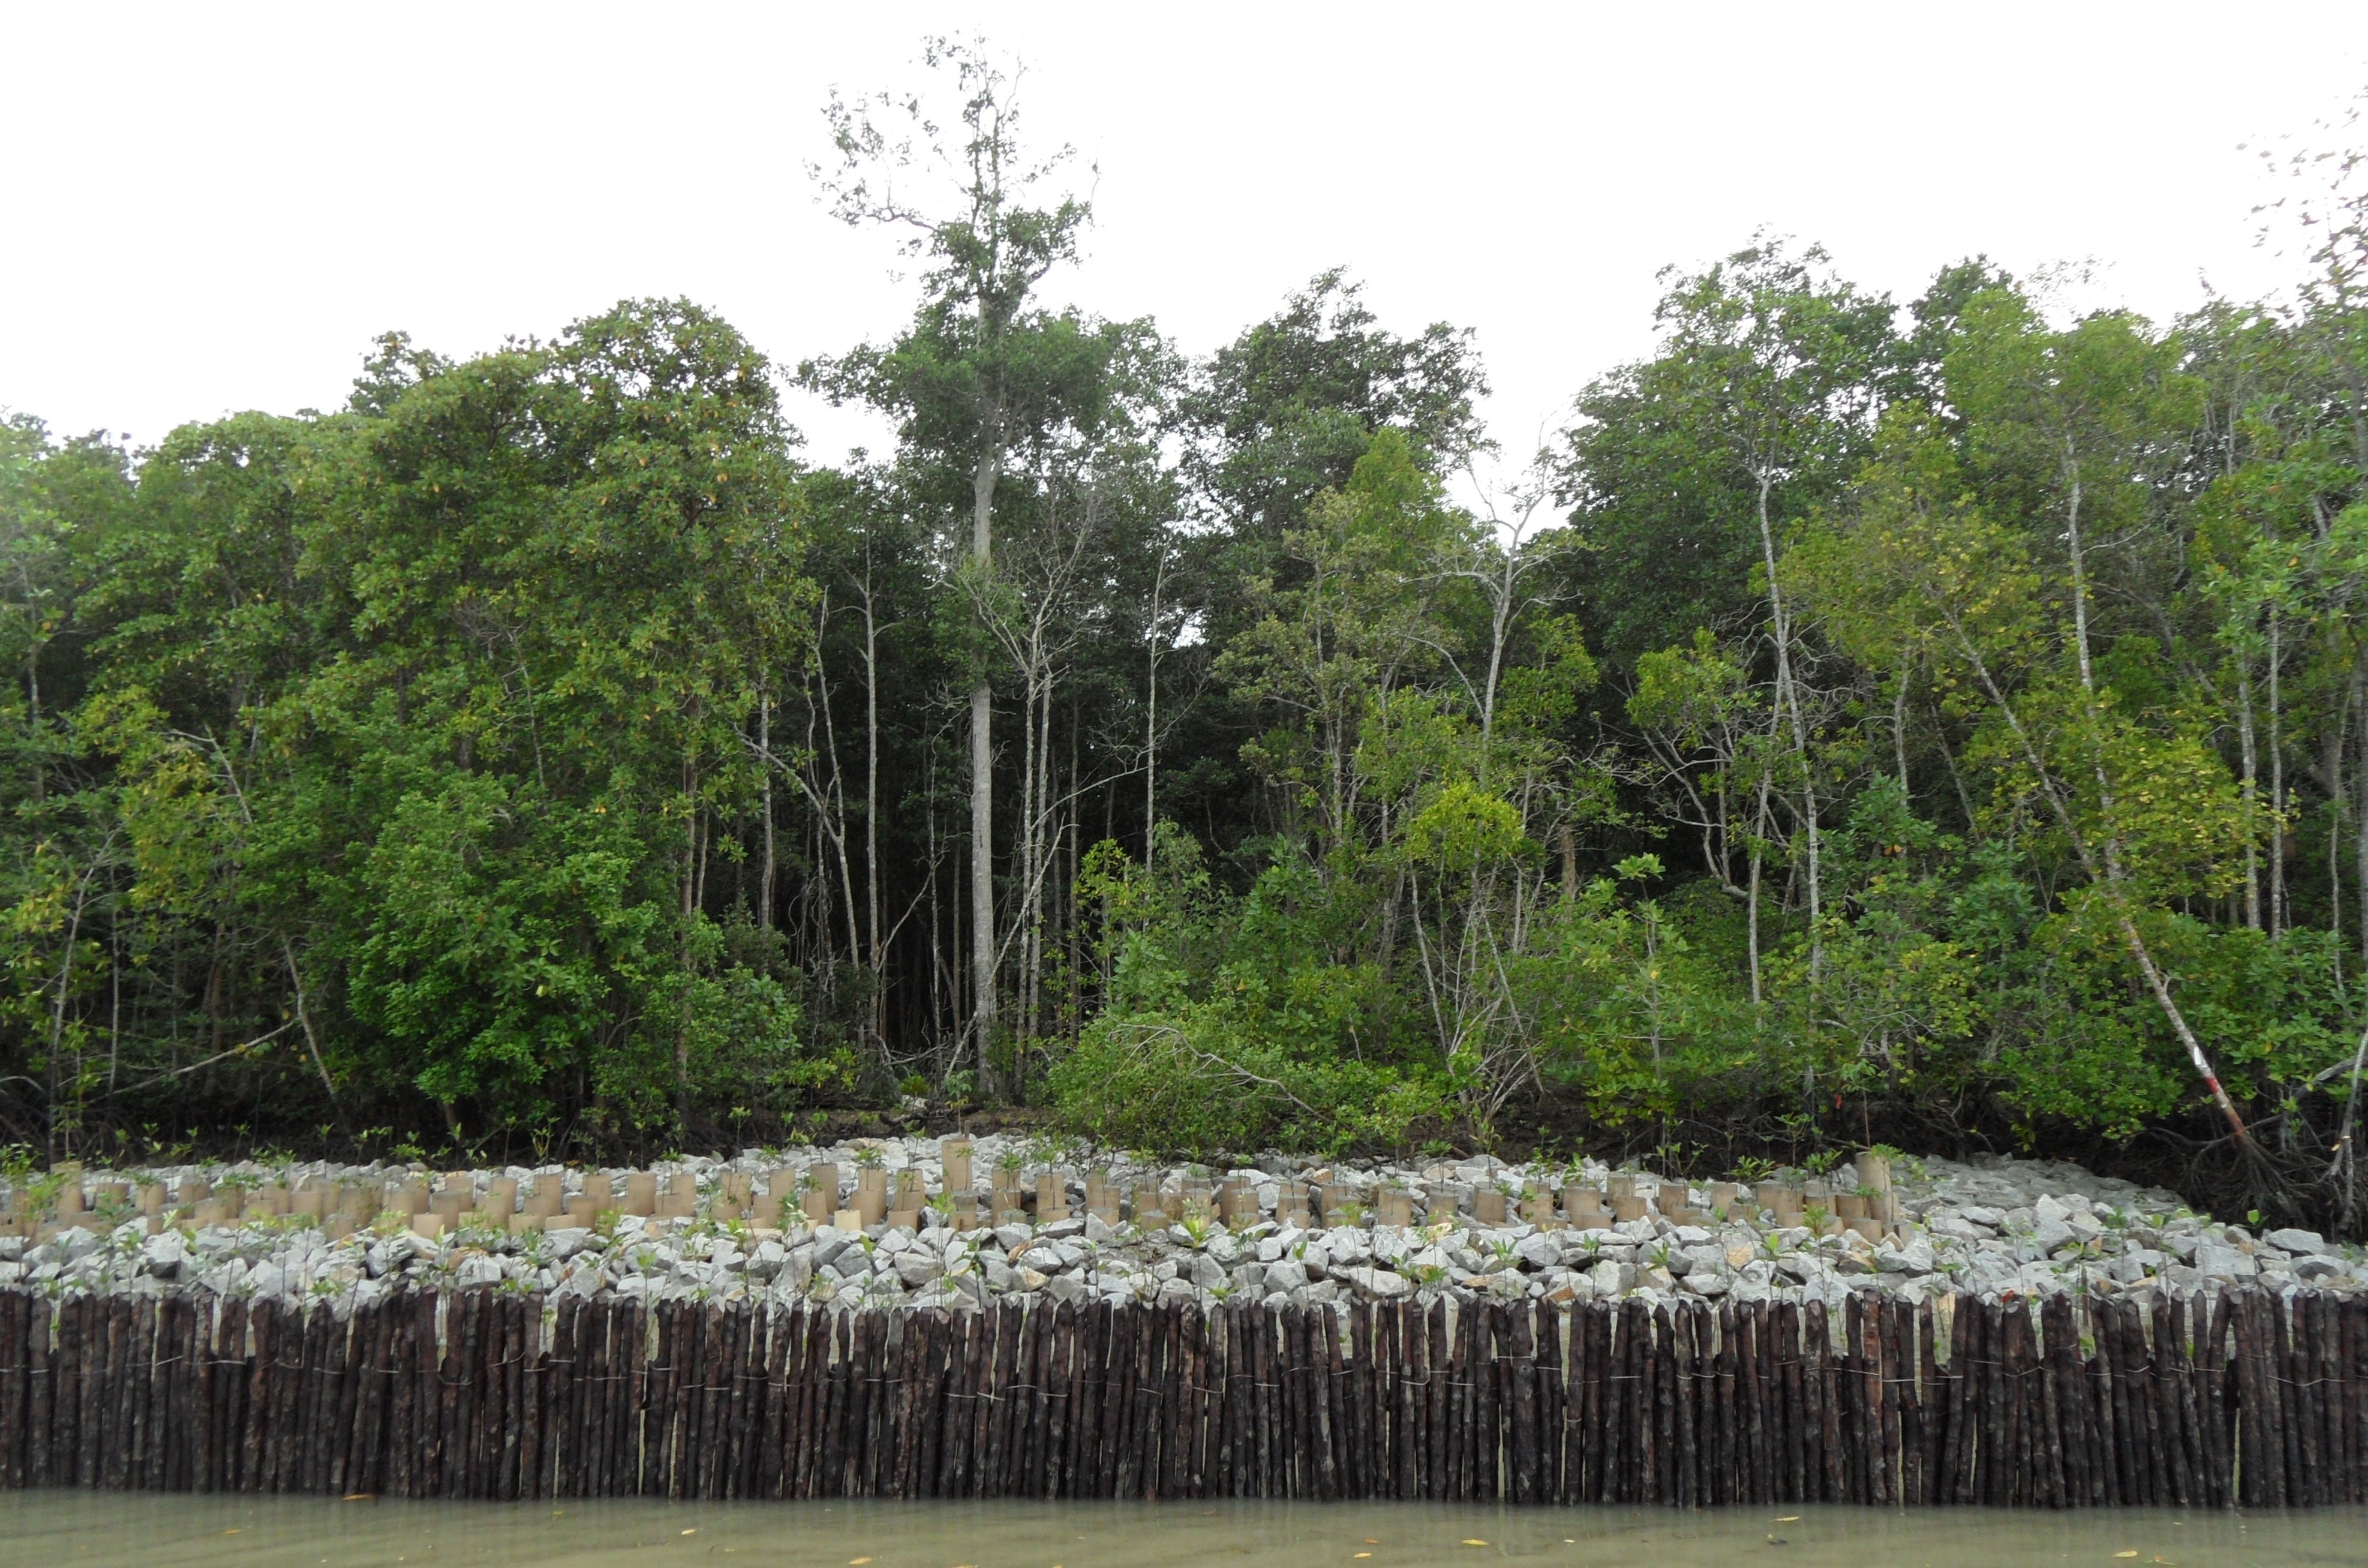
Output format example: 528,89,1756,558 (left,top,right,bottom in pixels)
2,1493,2363,1567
